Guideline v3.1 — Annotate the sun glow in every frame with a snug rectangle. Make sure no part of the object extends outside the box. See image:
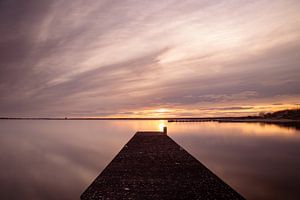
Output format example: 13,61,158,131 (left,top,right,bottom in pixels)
158,120,166,132
154,108,170,113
